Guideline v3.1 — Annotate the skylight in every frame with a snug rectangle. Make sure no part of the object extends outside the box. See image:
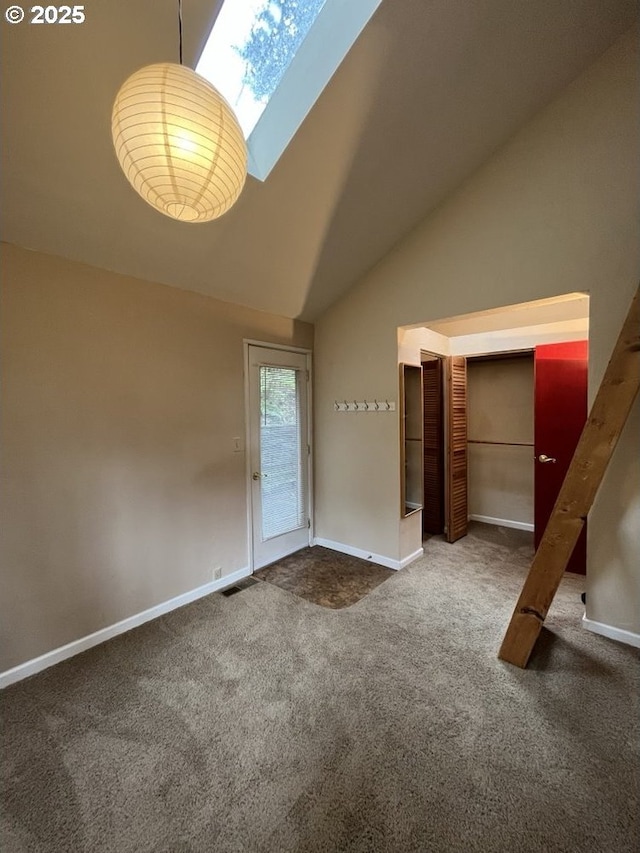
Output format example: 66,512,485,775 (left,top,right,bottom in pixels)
197,0,327,140
196,0,382,181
